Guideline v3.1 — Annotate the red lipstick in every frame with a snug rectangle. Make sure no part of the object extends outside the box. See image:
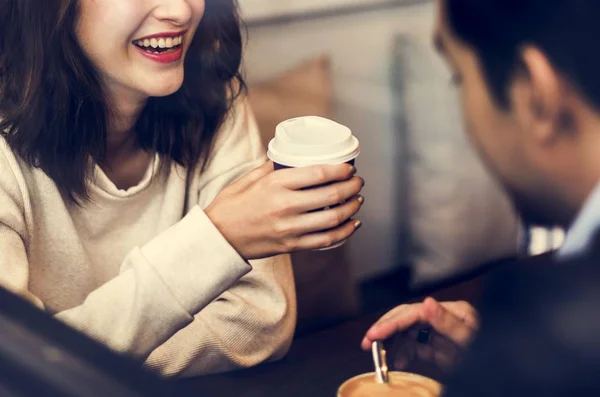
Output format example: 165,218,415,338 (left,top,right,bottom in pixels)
133,30,187,64
135,46,183,64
